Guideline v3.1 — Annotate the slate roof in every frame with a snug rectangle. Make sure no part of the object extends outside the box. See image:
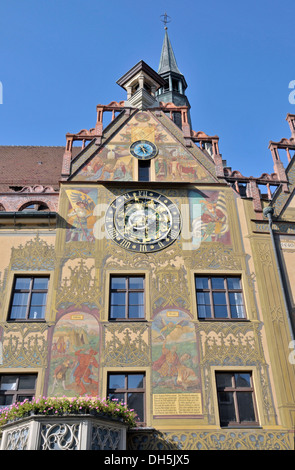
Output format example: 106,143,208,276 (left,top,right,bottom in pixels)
158,29,182,76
